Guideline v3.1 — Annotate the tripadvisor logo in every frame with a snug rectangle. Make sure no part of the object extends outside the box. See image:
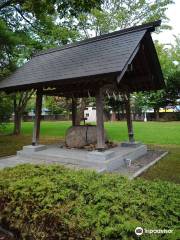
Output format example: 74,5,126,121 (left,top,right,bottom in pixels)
135,227,173,236
135,227,143,236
